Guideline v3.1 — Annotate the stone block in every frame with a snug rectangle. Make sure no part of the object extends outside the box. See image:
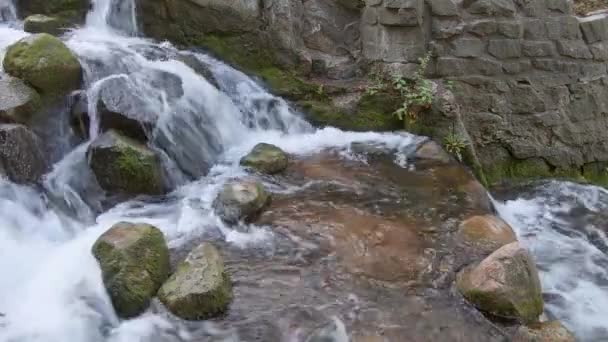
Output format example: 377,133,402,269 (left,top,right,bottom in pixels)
451,38,485,57
497,21,523,38
475,58,503,75
427,0,459,16
378,7,420,26
532,58,579,72
503,60,532,74
580,63,607,80
579,15,608,44
488,39,522,58
363,25,427,62
467,0,516,16
436,57,467,76
521,41,555,57
590,41,608,61
384,0,419,8
514,0,545,16
523,19,546,39
556,40,592,59
362,7,378,25
432,18,464,39
511,85,546,113
467,20,497,37
367,0,383,5
546,0,572,14
545,16,581,40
